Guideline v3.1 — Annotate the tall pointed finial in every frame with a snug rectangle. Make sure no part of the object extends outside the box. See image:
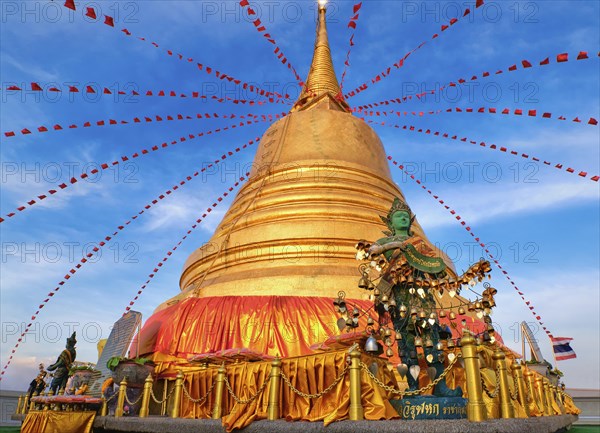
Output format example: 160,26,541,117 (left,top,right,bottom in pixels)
292,1,349,112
